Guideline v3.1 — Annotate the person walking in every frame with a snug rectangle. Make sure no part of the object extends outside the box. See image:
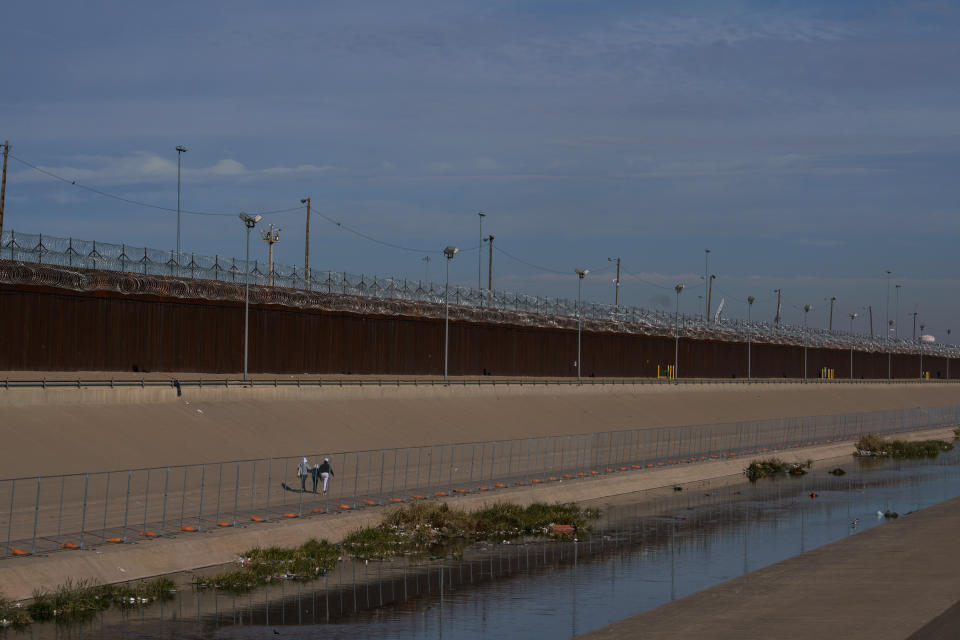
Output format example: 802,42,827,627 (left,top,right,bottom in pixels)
317,458,334,495
297,457,311,492
310,462,320,493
